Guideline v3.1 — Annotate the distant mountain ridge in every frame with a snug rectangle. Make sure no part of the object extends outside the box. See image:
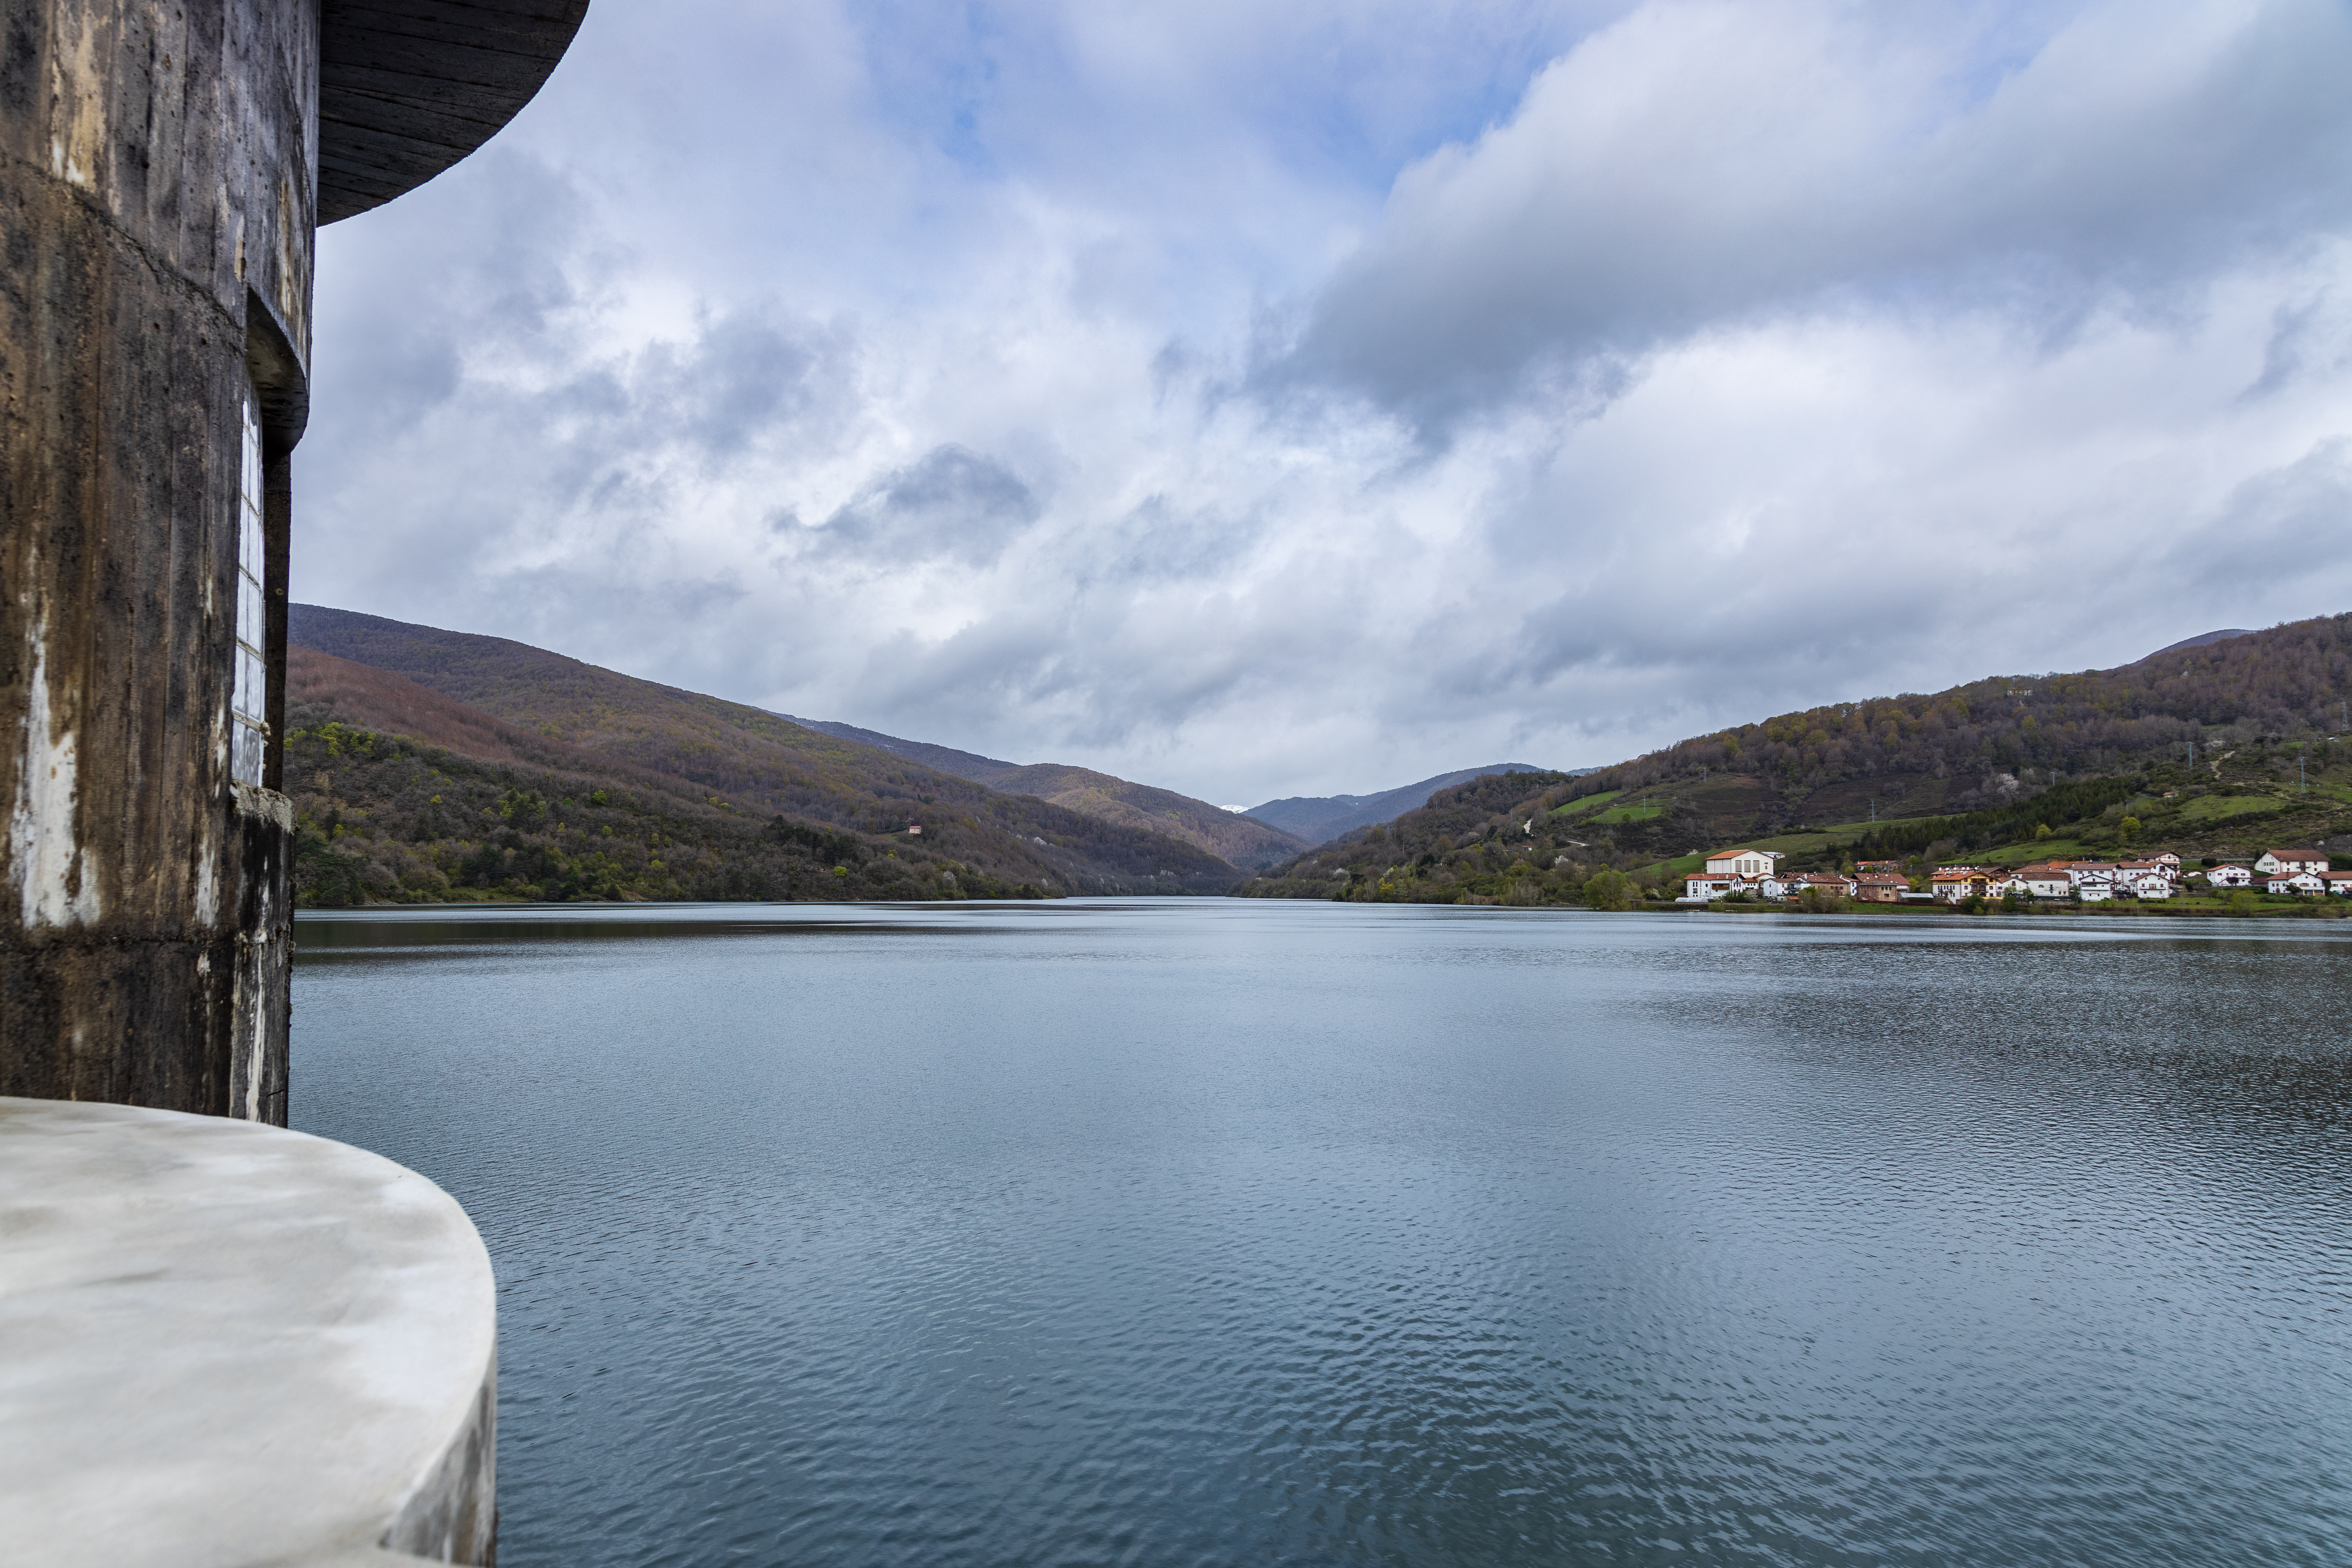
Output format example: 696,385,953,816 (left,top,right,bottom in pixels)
780,717,1016,785
1246,764,1562,845
2142,628,2254,661
782,717,1307,870
285,605,1243,896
